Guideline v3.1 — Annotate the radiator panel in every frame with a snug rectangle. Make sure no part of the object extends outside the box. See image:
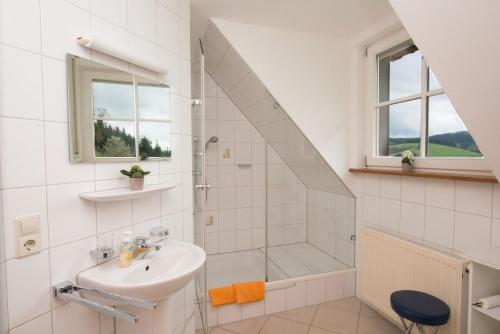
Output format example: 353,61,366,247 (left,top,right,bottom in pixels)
361,227,467,334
